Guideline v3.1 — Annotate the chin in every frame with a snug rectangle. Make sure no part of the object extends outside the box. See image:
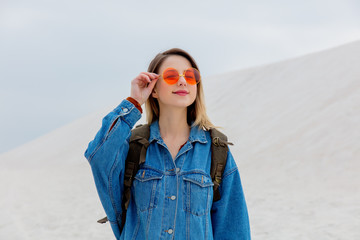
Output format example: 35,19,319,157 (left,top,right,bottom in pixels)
159,94,196,109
